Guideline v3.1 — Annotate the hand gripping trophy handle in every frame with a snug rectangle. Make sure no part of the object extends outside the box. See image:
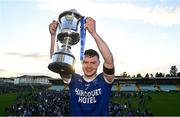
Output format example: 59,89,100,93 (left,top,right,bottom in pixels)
48,9,85,75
